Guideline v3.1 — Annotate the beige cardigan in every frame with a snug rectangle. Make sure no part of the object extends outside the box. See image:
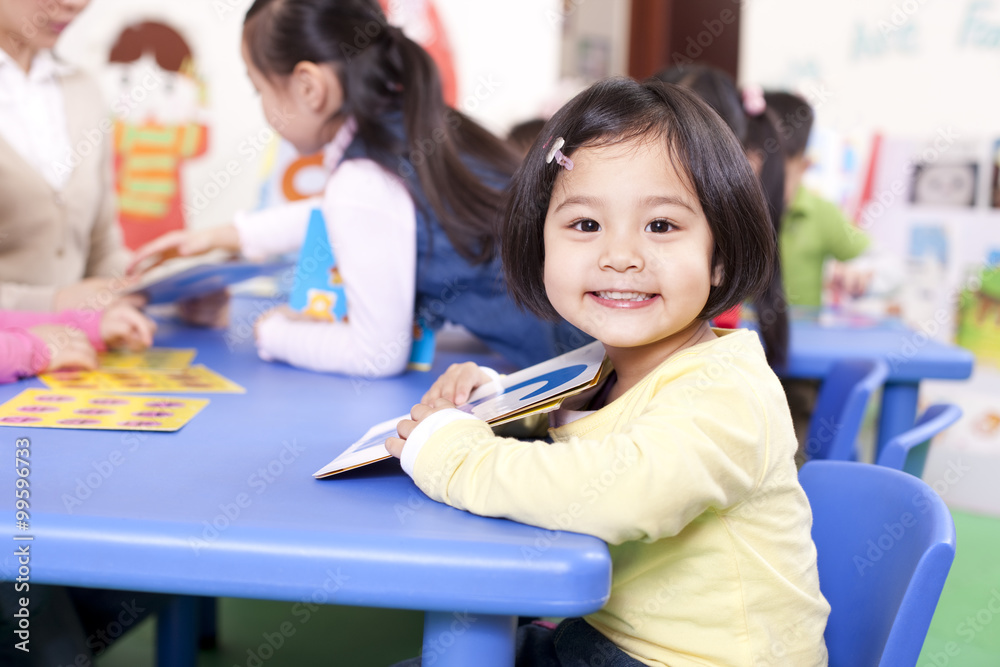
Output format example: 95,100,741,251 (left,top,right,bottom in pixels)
0,66,128,311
